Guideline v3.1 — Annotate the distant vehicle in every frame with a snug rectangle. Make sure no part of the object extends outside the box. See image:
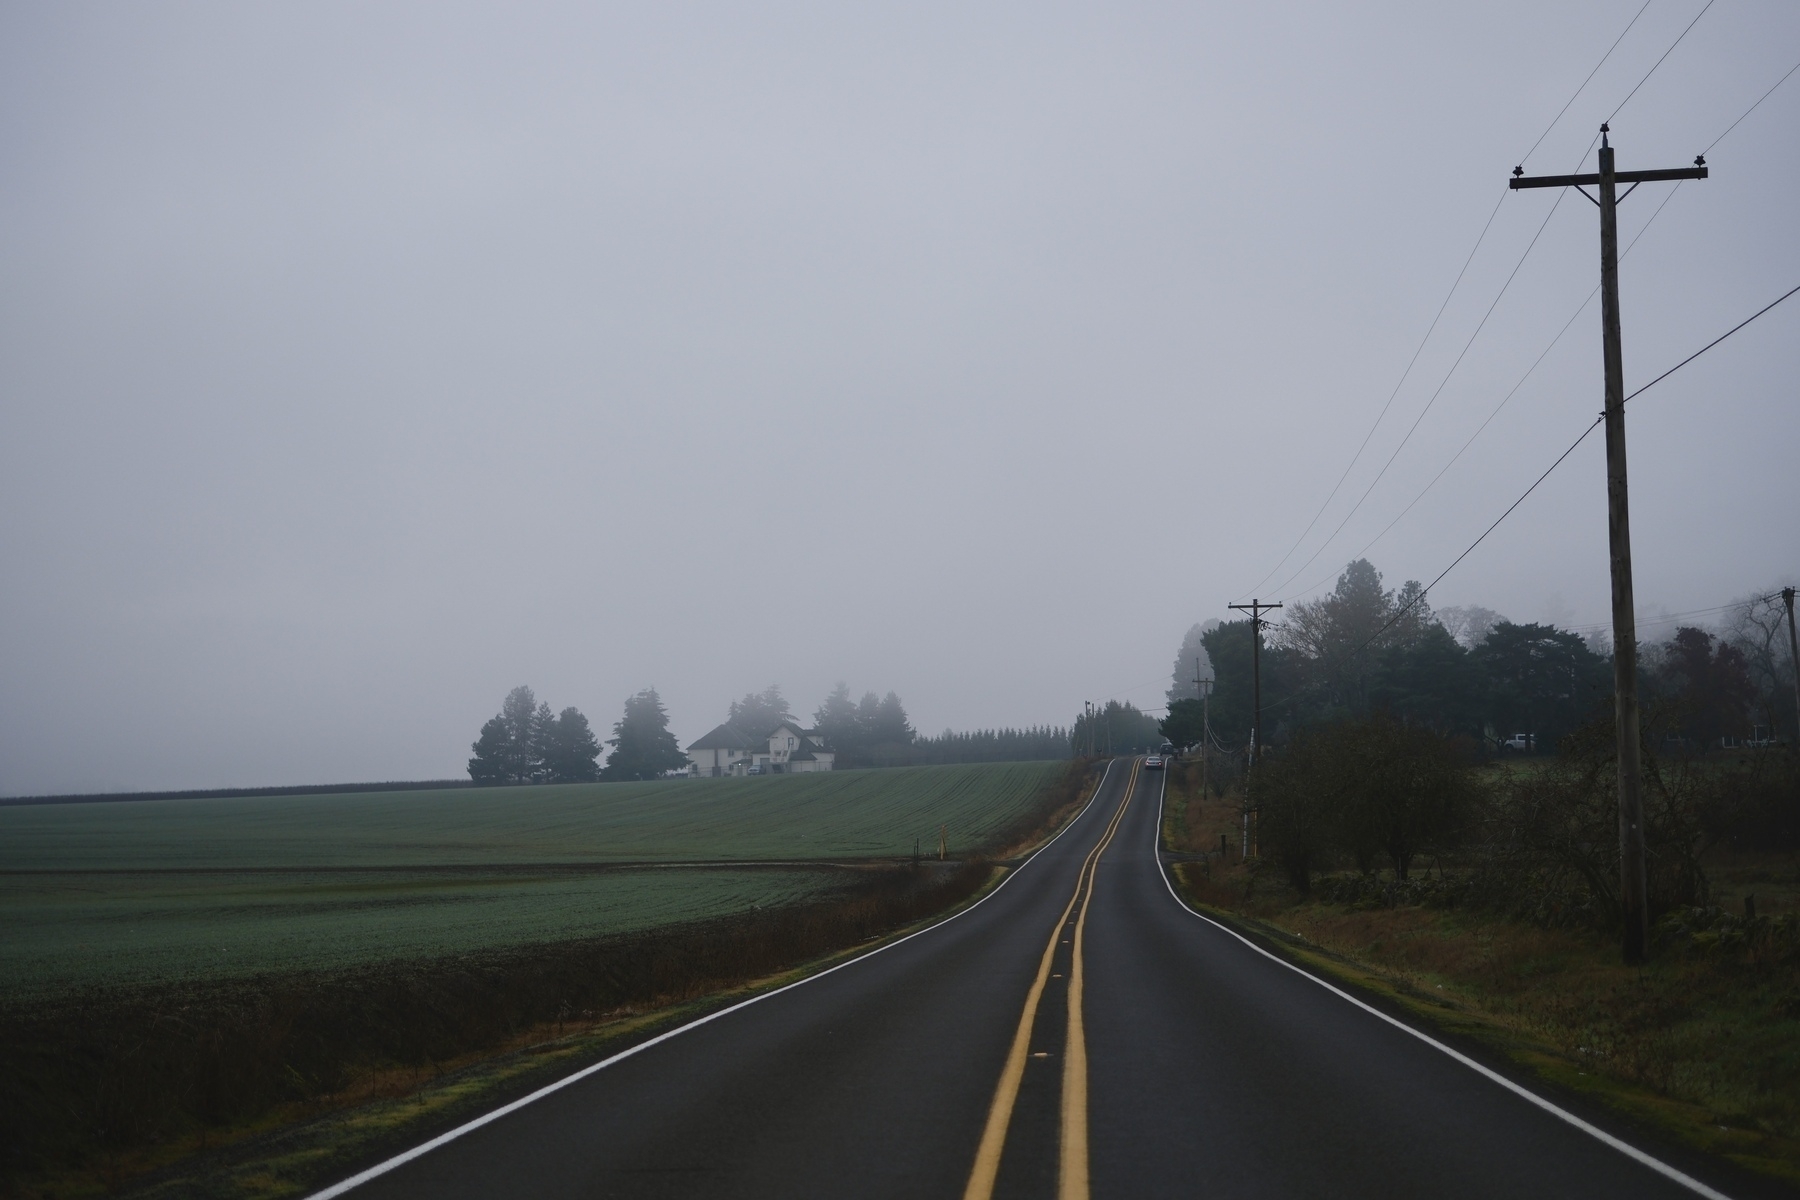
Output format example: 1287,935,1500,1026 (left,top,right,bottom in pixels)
1143,754,1165,770
744,764,769,776
1502,733,1534,752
